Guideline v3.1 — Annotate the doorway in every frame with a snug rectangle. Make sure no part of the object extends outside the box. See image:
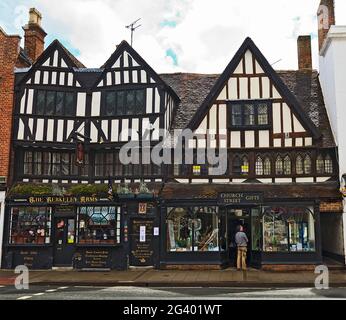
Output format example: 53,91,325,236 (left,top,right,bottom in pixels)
227,208,251,268
129,218,155,267
53,217,75,267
